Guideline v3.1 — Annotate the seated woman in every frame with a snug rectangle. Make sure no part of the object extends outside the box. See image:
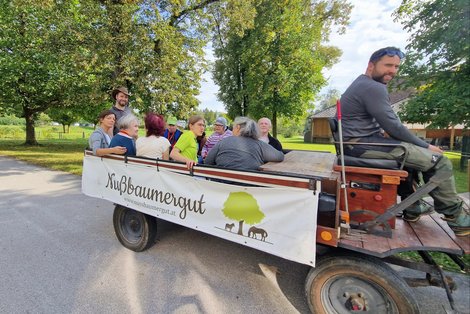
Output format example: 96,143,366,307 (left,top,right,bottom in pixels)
136,113,171,160
88,110,127,156
201,117,232,159
109,114,139,156
170,115,205,169
258,117,283,151
205,117,284,171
